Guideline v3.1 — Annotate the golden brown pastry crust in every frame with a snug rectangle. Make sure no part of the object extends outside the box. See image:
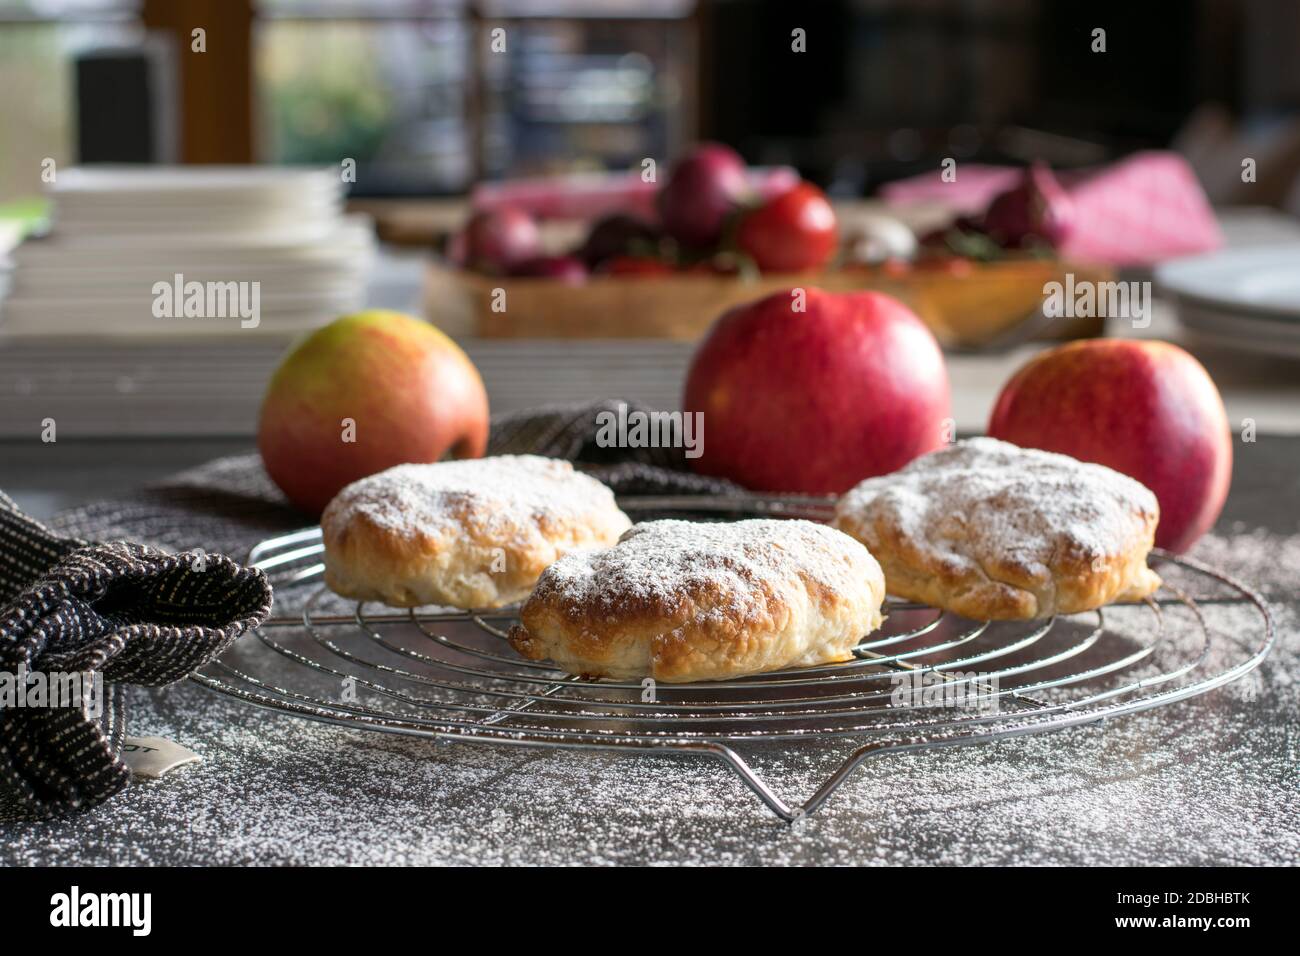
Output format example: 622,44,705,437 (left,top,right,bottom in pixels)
508,519,886,682
833,438,1161,620
321,456,631,609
